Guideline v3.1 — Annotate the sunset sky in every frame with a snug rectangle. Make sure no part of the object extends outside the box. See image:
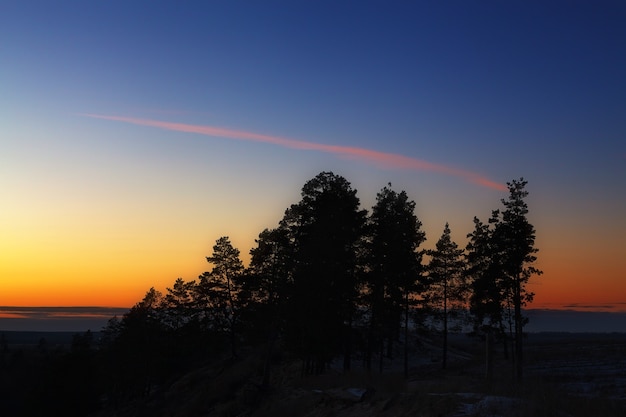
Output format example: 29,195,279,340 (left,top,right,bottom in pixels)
2,1,625,312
